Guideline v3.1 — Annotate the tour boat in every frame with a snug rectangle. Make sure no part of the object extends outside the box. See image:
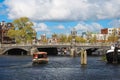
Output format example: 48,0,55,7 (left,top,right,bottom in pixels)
32,52,49,65
106,49,120,63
